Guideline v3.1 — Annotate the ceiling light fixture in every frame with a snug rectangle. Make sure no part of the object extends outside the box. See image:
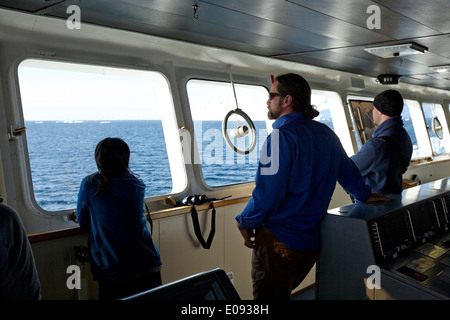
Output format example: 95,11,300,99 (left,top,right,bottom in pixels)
429,65,450,73
364,42,428,58
376,74,401,85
